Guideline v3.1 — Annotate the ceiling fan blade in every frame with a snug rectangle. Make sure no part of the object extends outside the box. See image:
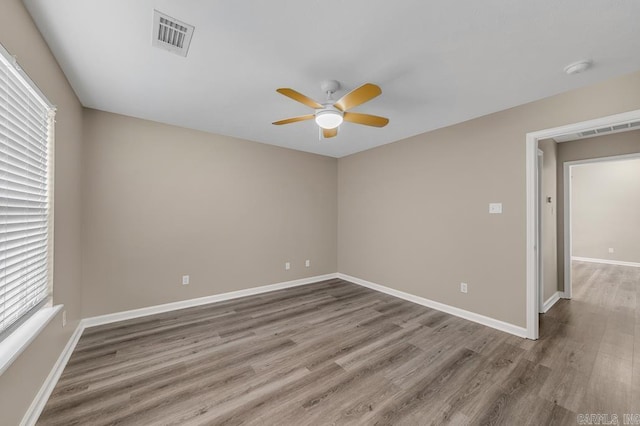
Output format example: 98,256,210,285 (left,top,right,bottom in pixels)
272,114,315,125
343,112,389,127
323,128,338,138
276,88,323,109
334,83,382,111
